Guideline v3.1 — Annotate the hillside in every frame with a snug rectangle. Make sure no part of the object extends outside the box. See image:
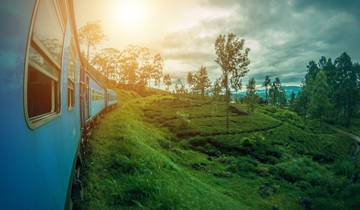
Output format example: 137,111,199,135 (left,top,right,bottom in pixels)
76,89,360,210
